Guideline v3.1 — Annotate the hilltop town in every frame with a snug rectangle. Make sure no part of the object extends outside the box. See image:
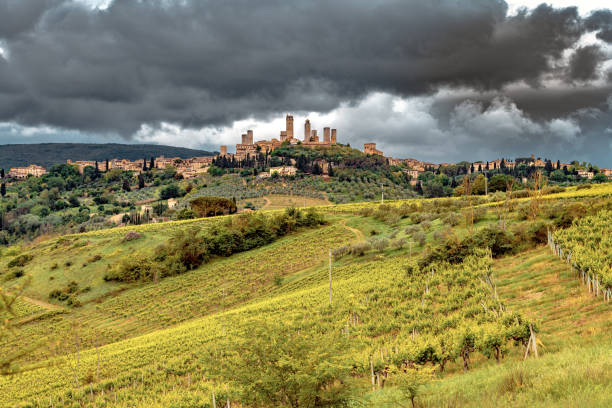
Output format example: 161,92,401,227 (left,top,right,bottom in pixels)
3,112,612,183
